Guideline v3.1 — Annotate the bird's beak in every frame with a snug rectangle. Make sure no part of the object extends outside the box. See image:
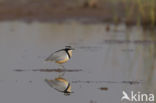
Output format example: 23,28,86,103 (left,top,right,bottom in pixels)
71,48,75,50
